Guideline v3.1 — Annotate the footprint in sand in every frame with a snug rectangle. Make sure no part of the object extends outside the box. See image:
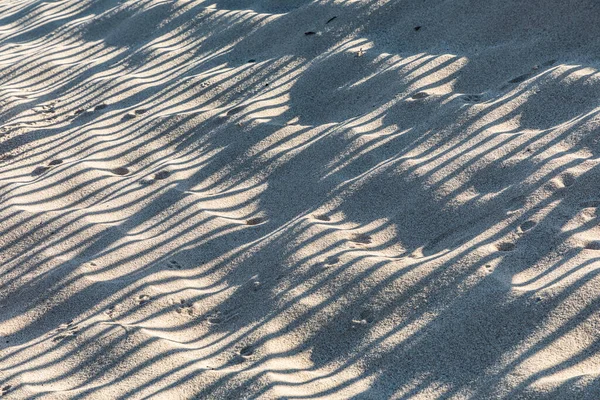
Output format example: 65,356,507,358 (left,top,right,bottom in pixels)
176,299,194,316
560,173,576,187
519,220,536,232
207,307,239,325
226,106,245,116
154,170,170,180
31,166,50,176
106,306,117,319
137,294,151,305
207,314,223,324
496,242,516,252
123,108,148,120
350,233,372,245
139,178,155,185
112,167,129,176
313,214,331,222
411,92,429,100
508,73,532,84
123,111,137,120
240,345,254,358
246,217,265,226
462,94,483,103
324,255,340,266
585,241,600,250
507,195,526,213
352,310,375,327
35,104,55,115
580,200,600,208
